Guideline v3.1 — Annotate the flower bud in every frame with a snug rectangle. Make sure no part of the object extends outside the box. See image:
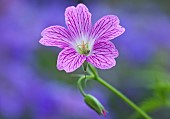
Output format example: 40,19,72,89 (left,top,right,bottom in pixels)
84,94,107,116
